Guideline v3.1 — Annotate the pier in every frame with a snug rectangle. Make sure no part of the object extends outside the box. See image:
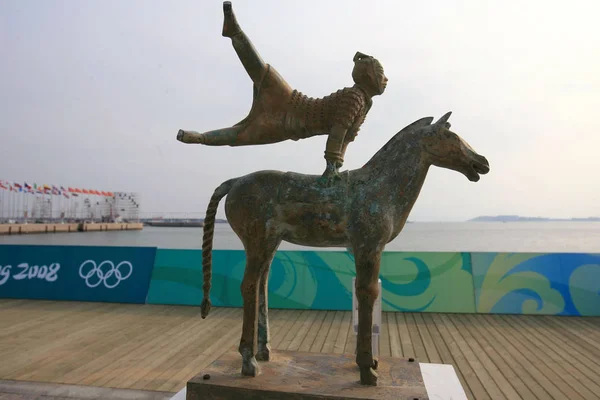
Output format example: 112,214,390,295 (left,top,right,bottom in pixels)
0,222,143,235
0,300,599,400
